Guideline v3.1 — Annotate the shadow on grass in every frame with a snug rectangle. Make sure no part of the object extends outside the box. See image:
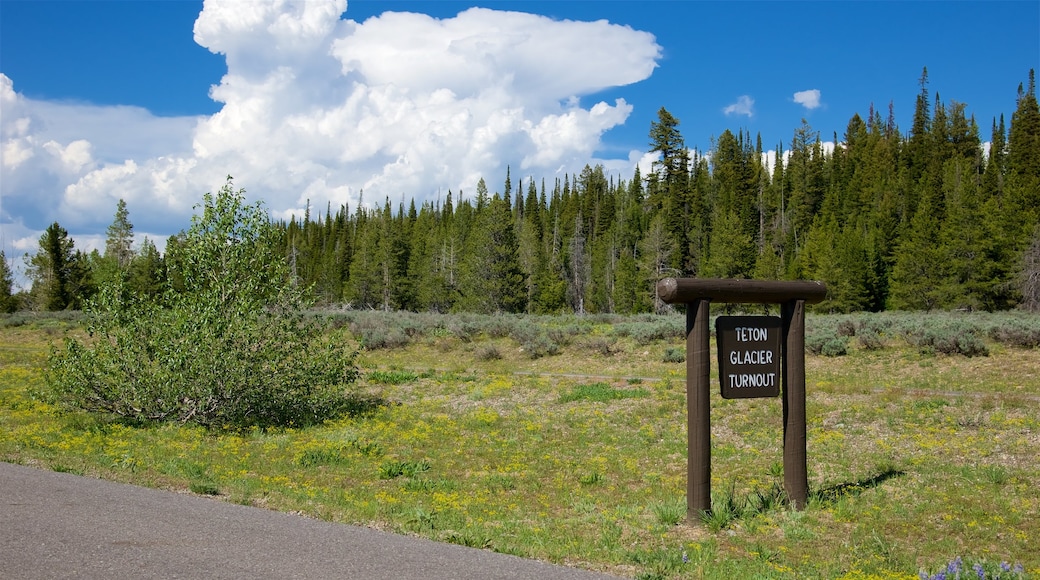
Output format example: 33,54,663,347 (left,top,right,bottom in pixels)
340,393,391,417
697,468,907,532
809,468,906,506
